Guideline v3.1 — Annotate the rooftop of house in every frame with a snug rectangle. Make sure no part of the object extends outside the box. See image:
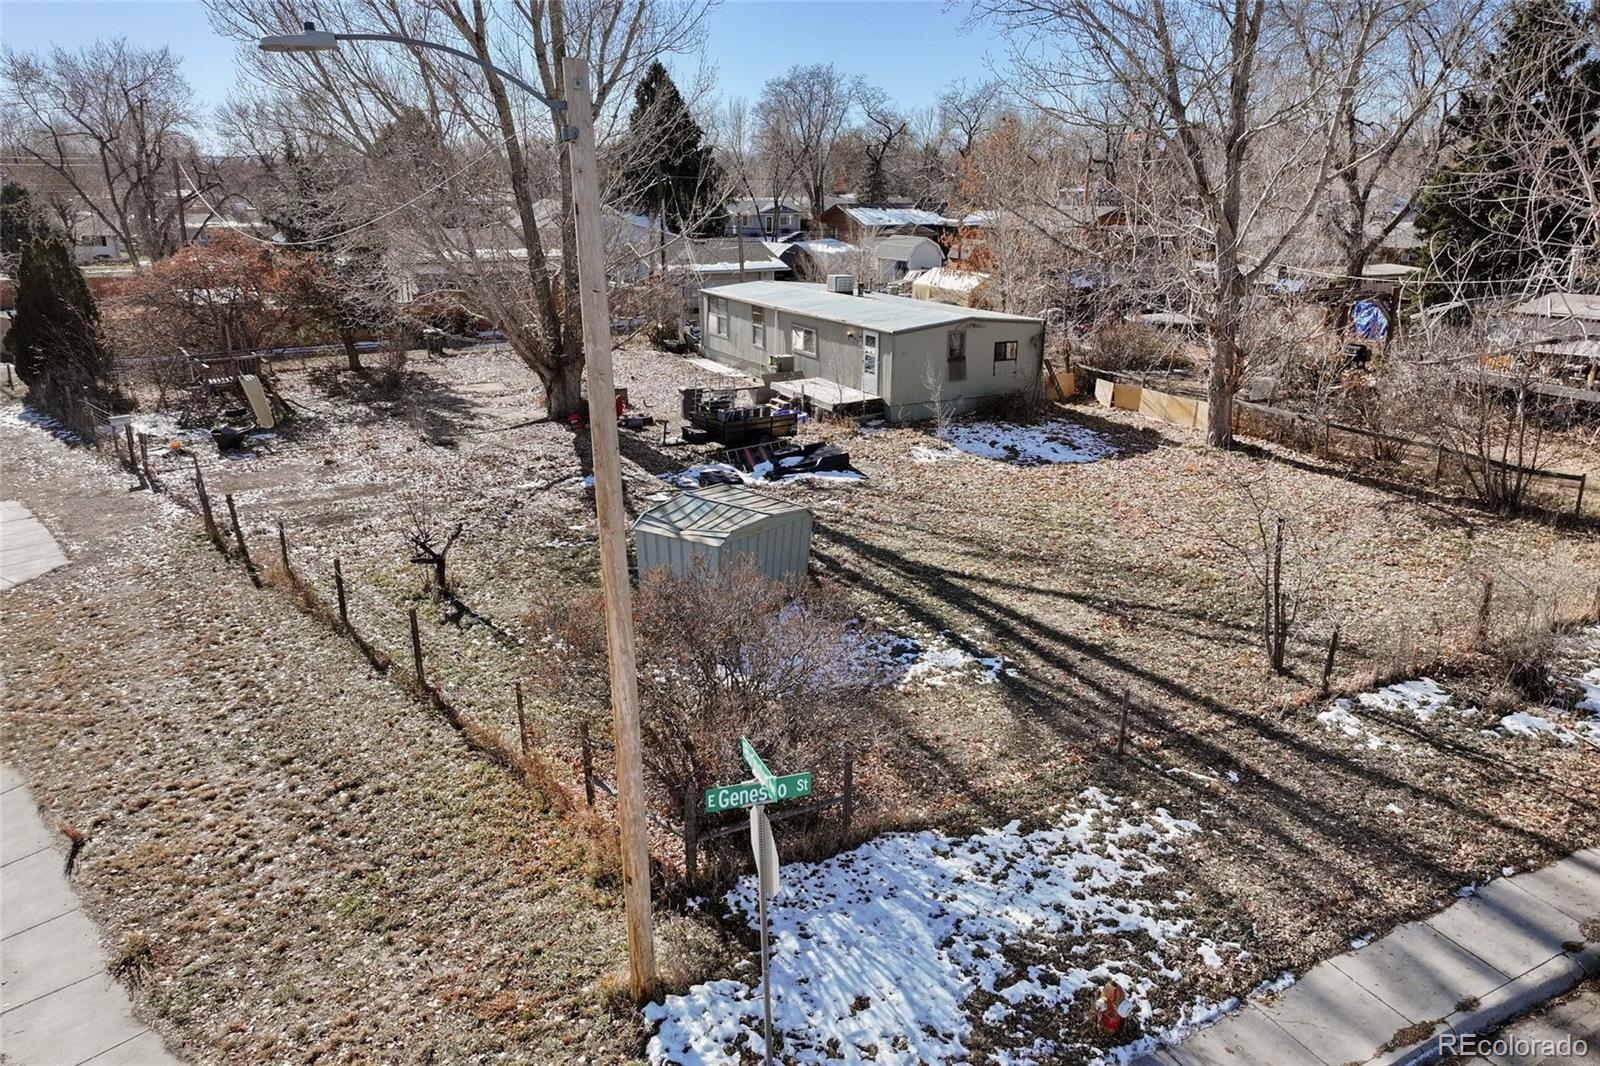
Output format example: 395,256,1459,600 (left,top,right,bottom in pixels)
670,238,788,274
703,280,1041,333
835,204,956,229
